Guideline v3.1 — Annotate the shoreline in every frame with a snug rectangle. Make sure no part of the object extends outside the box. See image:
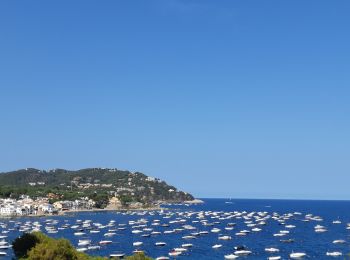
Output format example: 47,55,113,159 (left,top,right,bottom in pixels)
0,199,203,219
0,206,169,219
